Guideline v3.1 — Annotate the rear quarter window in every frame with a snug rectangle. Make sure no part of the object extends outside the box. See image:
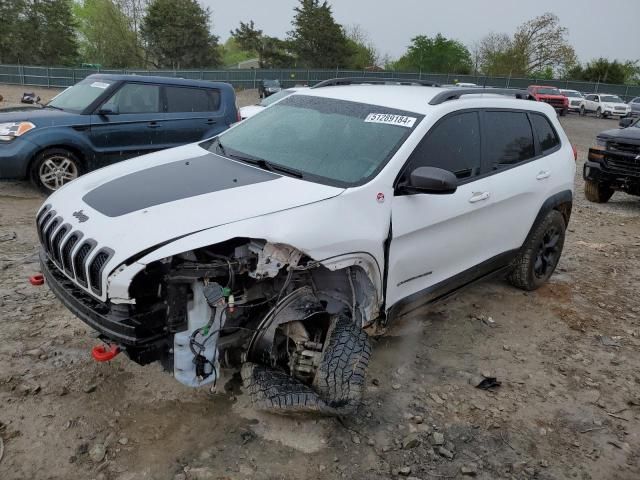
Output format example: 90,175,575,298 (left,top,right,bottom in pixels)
165,86,220,113
530,114,560,153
